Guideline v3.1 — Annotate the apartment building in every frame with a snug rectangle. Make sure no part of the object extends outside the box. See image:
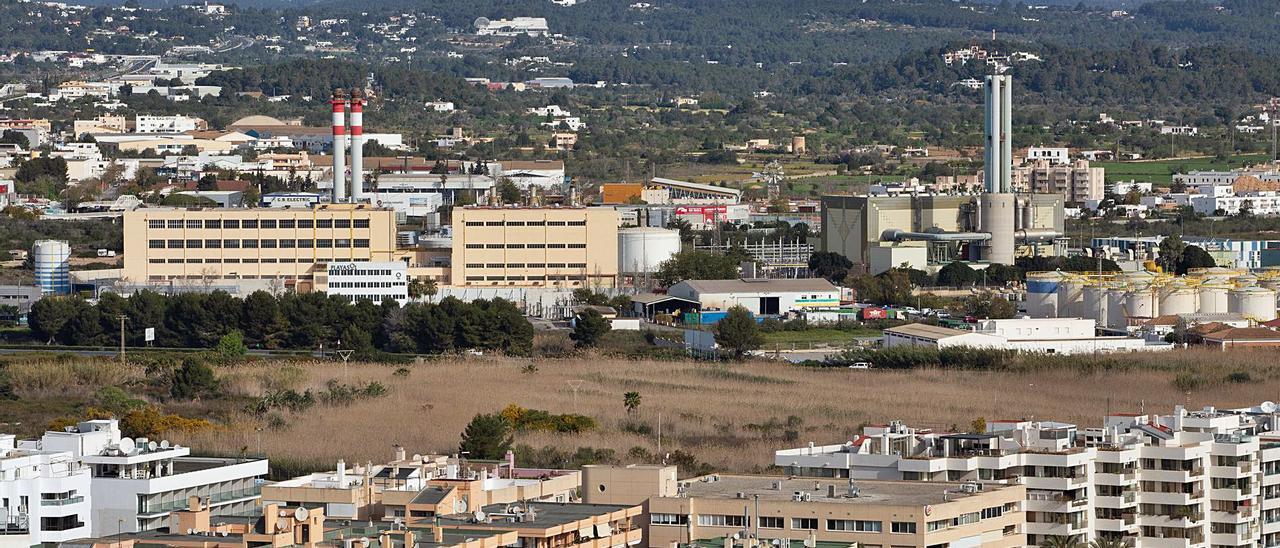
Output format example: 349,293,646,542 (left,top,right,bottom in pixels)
637,474,1023,548
121,205,398,290
1013,159,1105,203
0,434,92,546
776,402,1280,546
451,207,619,288
135,115,207,134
